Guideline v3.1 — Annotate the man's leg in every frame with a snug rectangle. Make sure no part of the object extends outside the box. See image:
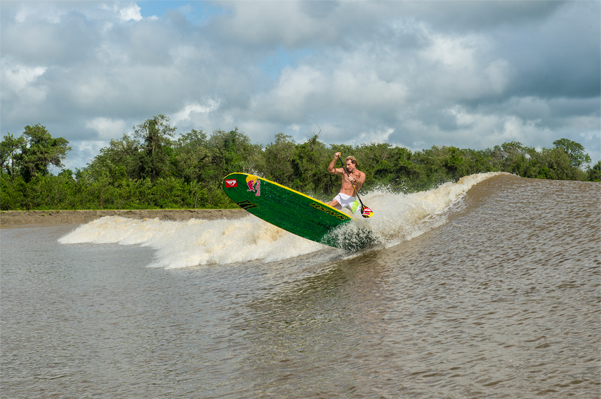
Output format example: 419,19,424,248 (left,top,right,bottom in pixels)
328,199,341,209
